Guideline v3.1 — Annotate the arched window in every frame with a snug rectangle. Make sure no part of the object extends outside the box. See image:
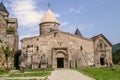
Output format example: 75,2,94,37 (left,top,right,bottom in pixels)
99,42,103,51
98,40,106,51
